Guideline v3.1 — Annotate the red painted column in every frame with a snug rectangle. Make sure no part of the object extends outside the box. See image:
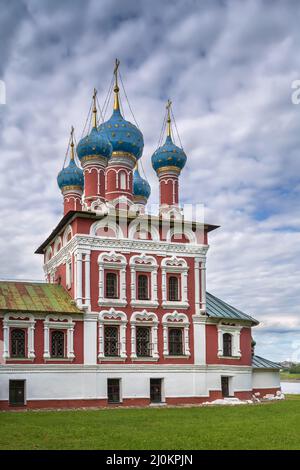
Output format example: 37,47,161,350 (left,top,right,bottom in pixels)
158,167,180,207
105,153,135,204
81,157,107,209
62,188,83,215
